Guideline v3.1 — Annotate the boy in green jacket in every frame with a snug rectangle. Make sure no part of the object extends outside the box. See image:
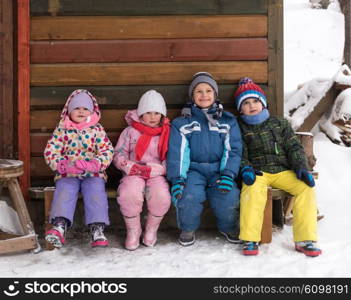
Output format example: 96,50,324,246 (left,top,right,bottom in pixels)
235,77,321,257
